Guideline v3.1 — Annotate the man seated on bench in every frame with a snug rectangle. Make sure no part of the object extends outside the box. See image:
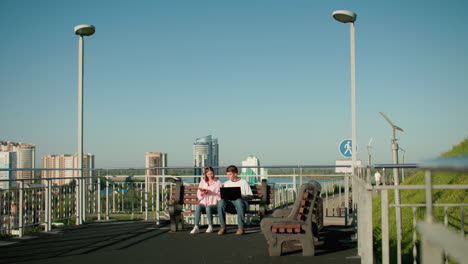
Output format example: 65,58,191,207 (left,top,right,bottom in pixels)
217,165,253,235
